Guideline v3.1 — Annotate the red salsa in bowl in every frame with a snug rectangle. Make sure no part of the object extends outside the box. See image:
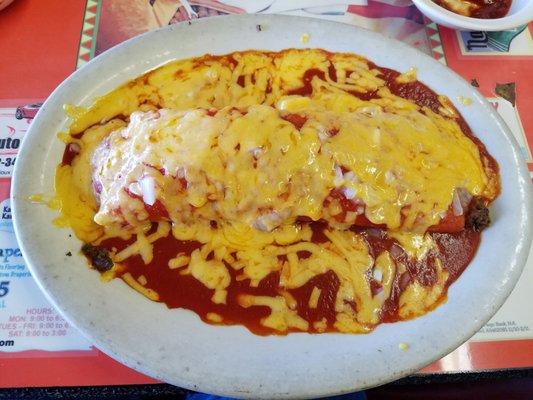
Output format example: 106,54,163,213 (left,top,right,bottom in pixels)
434,0,512,18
